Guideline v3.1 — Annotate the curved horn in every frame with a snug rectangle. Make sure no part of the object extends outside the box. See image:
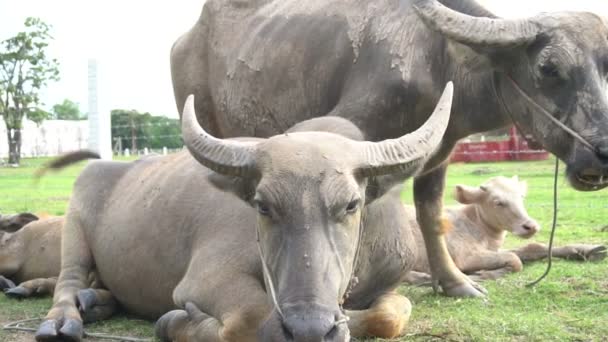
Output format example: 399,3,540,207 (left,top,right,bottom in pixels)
181,95,257,177
413,0,540,48
355,82,453,177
